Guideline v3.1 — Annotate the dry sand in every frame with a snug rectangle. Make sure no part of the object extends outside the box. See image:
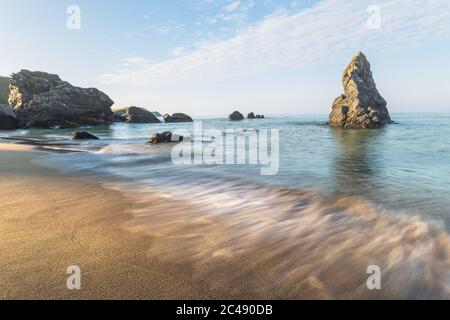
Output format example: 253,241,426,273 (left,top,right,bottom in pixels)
0,143,217,300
